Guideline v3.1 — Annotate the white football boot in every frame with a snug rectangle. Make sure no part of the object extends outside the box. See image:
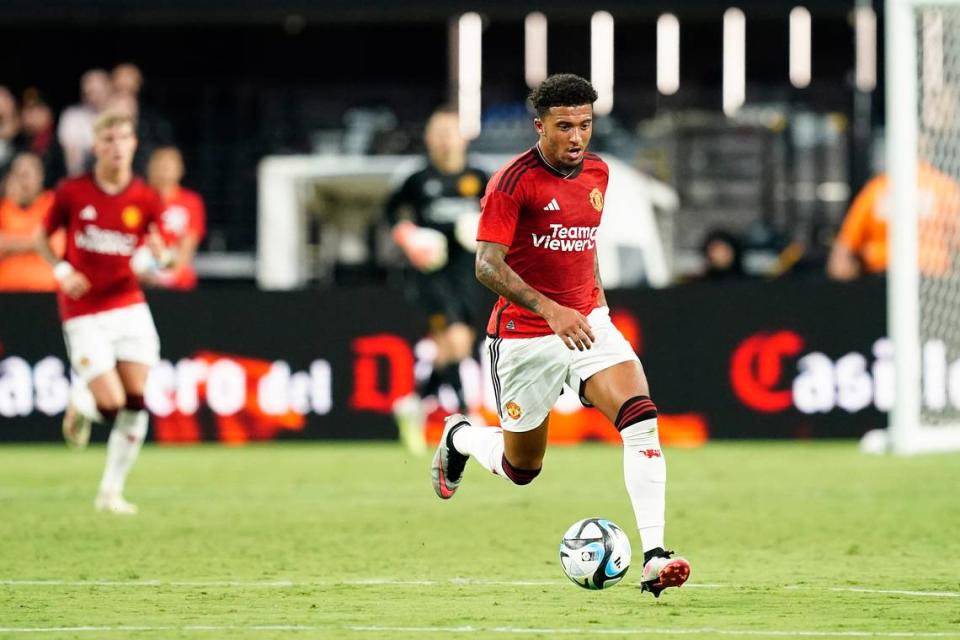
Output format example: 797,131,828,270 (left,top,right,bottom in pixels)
393,393,427,456
94,493,138,515
640,548,691,597
62,403,92,450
